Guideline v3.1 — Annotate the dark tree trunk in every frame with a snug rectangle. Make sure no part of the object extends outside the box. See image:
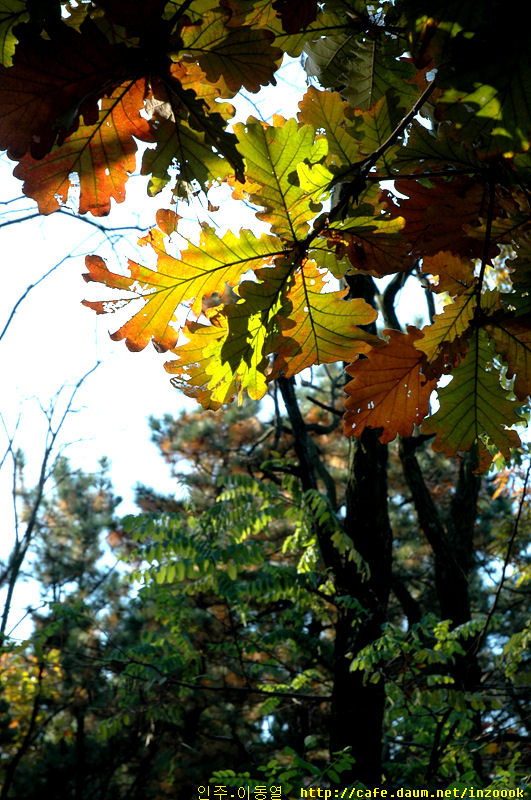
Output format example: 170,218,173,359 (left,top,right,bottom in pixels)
75,708,86,800
330,429,393,786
